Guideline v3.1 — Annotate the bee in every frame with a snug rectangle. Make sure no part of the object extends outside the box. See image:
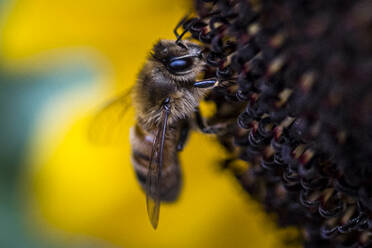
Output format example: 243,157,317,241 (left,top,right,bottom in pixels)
91,39,219,229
